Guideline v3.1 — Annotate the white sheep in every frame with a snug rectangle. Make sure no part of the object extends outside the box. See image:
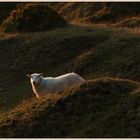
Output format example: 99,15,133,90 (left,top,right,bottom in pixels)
27,72,85,99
